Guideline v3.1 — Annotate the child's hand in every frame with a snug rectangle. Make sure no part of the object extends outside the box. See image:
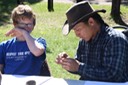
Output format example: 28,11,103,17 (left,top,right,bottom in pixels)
5,27,26,37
